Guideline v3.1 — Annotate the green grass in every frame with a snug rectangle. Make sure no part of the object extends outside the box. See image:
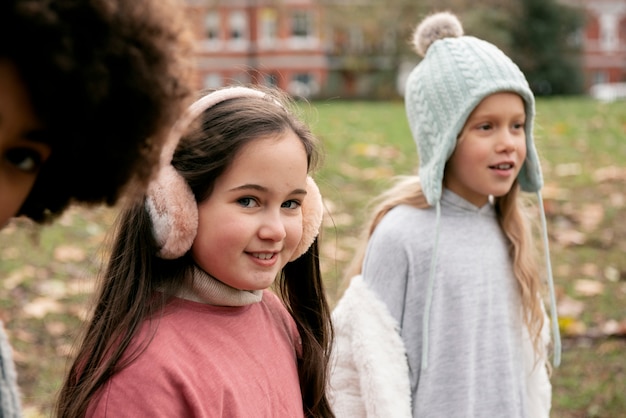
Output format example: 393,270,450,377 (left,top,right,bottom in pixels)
1,96,625,417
